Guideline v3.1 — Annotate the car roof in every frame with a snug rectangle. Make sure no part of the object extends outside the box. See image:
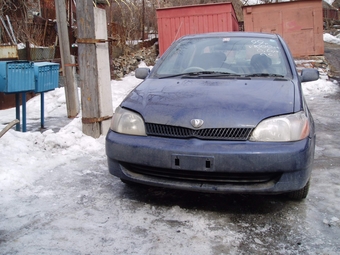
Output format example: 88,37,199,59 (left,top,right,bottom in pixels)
179,32,279,40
